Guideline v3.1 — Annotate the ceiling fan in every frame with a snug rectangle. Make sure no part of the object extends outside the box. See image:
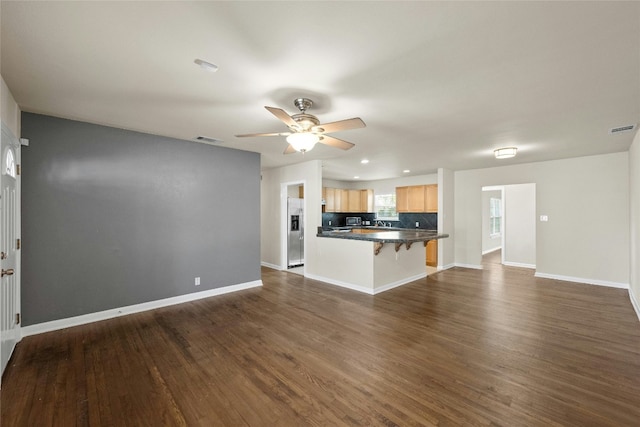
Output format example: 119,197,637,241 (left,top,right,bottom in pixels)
235,98,365,154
